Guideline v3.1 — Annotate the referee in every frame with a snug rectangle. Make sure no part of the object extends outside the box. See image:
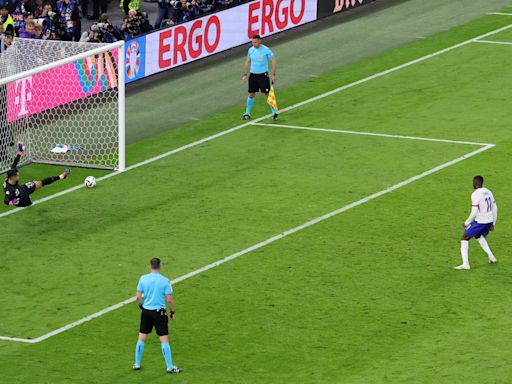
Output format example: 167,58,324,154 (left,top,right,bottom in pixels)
133,258,182,374
241,34,278,121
